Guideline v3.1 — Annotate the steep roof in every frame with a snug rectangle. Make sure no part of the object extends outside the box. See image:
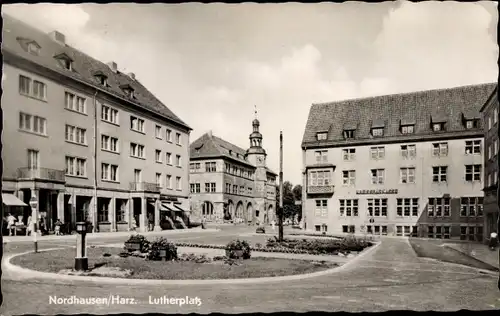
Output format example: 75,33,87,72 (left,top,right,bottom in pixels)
265,167,278,176
2,14,190,130
190,132,255,167
302,83,497,147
